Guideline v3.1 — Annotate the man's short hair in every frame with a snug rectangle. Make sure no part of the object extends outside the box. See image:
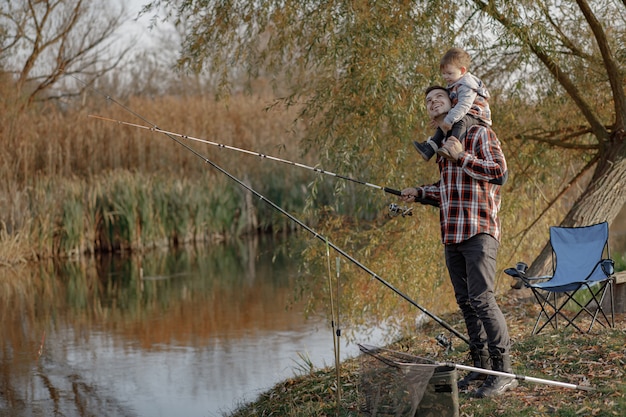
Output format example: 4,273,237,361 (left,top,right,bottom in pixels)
424,85,448,97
